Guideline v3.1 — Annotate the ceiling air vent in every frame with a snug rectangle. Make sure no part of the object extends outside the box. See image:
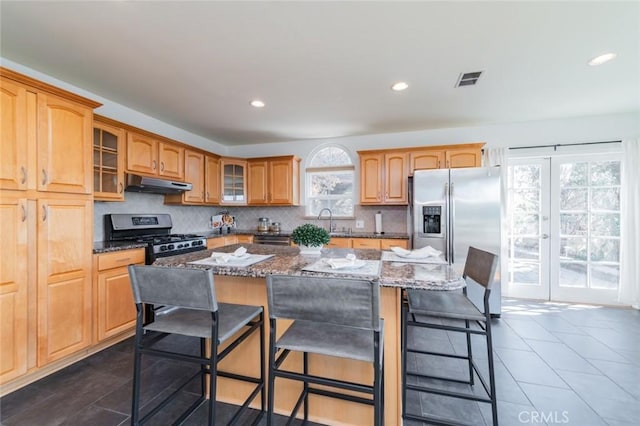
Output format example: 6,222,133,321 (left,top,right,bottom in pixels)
455,71,483,87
